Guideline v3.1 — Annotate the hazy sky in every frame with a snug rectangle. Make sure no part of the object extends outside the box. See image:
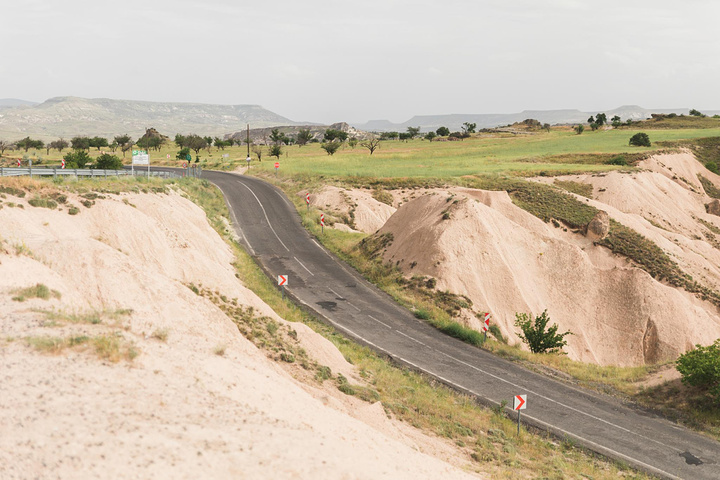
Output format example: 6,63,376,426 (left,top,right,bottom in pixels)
3,0,720,123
